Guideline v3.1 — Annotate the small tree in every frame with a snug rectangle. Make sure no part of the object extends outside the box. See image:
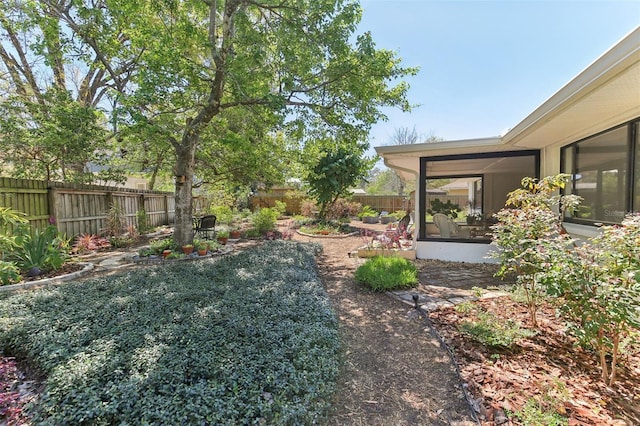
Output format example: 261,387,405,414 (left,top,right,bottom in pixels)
543,214,640,385
306,147,372,220
491,175,580,327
